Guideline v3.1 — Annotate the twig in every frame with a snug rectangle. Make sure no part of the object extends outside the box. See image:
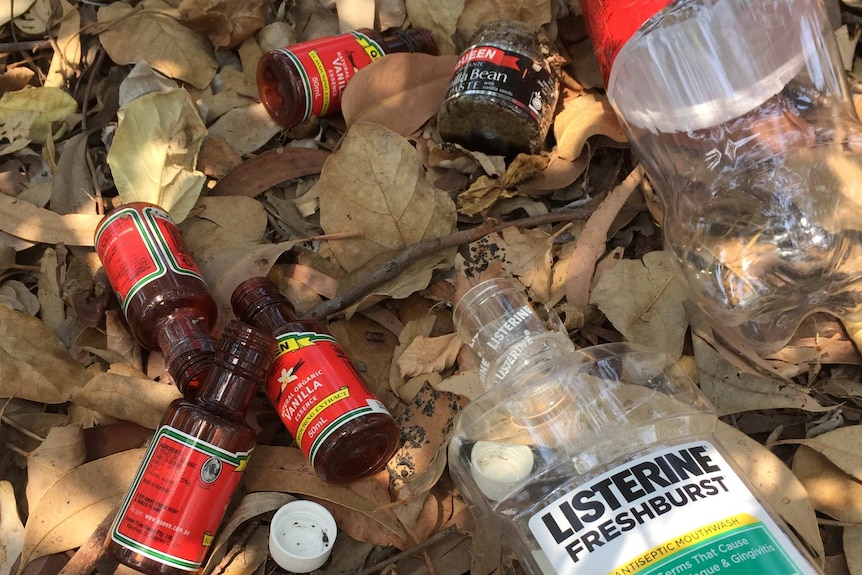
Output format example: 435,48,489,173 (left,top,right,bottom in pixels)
352,527,460,575
0,40,52,52
58,503,119,575
301,208,598,321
